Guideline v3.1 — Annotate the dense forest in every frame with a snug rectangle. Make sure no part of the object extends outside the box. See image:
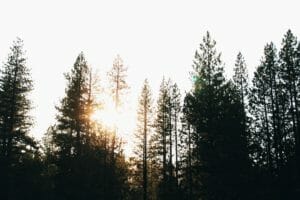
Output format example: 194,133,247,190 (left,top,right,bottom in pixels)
1,30,300,199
